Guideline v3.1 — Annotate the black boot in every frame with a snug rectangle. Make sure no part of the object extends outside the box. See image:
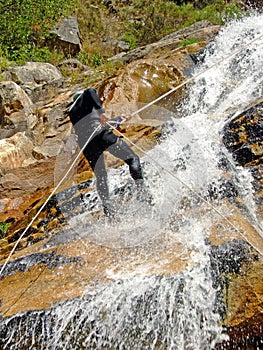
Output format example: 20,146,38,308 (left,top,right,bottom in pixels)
135,179,153,205
102,200,118,221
